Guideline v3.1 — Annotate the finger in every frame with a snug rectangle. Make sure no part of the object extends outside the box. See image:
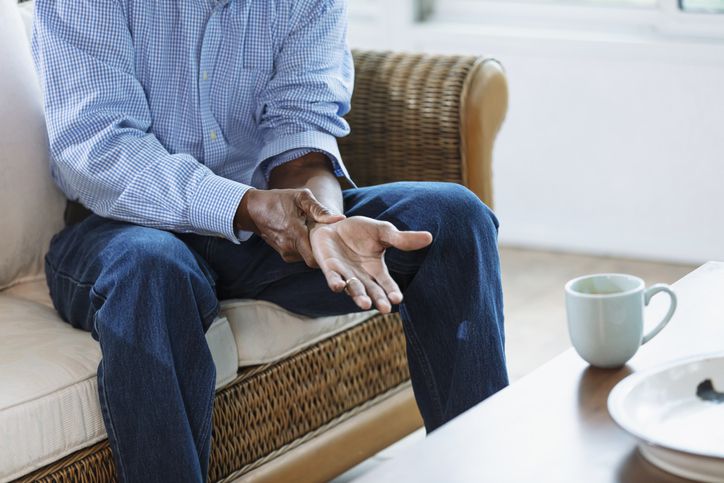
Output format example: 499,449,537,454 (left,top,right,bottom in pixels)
295,238,317,268
262,233,303,263
371,263,403,305
292,222,318,268
328,260,372,309
321,268,346,293
279,250,303,263
278,237,304,263
296,189,346,224
324,259,352,292
360,276,392,314
343,276,372,310
381,226,433,252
